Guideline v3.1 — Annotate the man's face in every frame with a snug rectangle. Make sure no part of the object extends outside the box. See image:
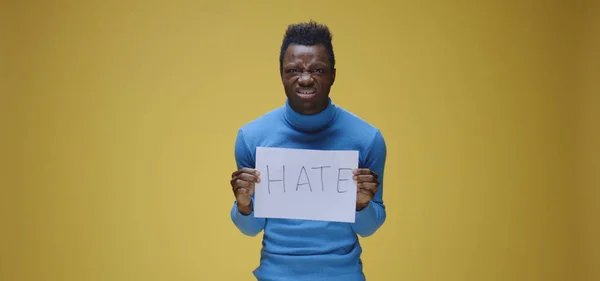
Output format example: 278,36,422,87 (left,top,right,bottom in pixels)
281,44,336,115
